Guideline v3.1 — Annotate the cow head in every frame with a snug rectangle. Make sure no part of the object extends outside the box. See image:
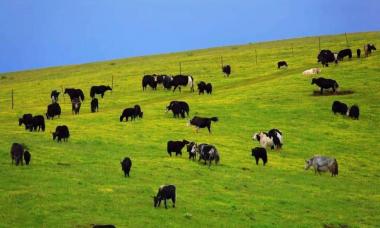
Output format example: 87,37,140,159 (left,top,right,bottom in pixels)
139,112,143,118
18,118,23,126
252,133,260,141
182,140,189,144
52,132,57,140
311,78,316,85
119,115,124,122
106,86,112,91
304,159,313,170
153,196,160,207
